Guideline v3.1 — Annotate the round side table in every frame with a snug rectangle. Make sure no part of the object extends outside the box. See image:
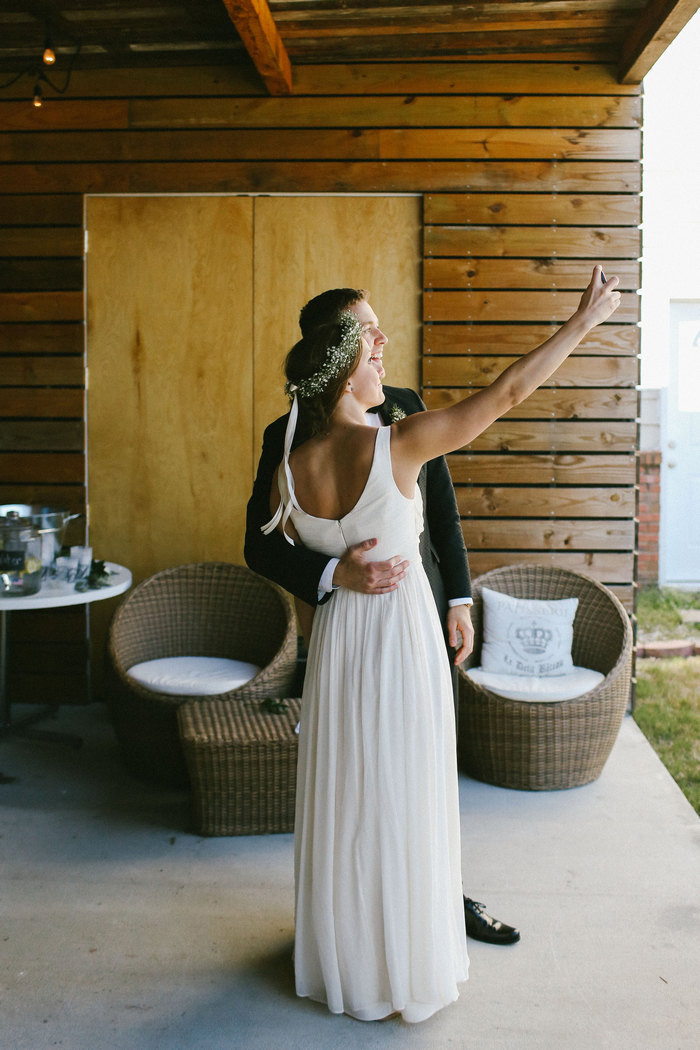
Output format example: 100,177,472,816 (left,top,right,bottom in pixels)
0,563,132,746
